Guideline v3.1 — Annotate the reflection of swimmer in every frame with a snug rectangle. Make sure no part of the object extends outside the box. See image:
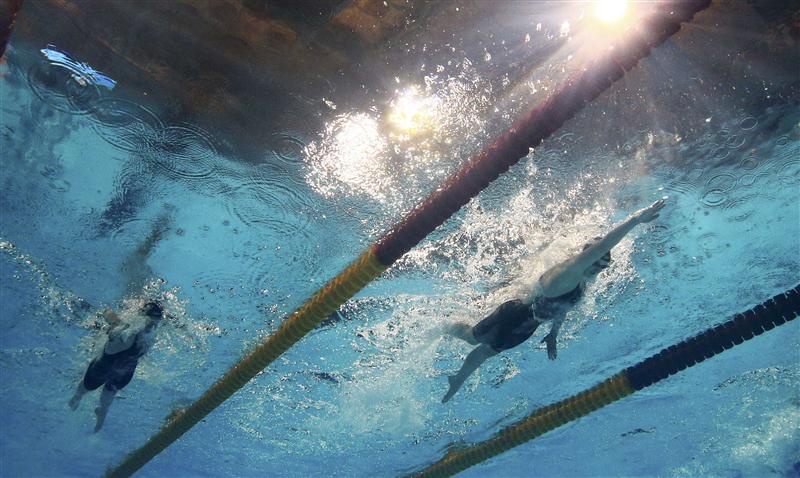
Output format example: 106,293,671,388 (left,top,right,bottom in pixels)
442,199,666,403
68,213,171,431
